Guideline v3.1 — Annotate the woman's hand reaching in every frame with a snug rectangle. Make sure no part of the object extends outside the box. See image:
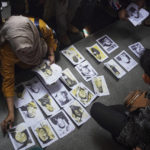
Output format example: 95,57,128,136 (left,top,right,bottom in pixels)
1,113,14,135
